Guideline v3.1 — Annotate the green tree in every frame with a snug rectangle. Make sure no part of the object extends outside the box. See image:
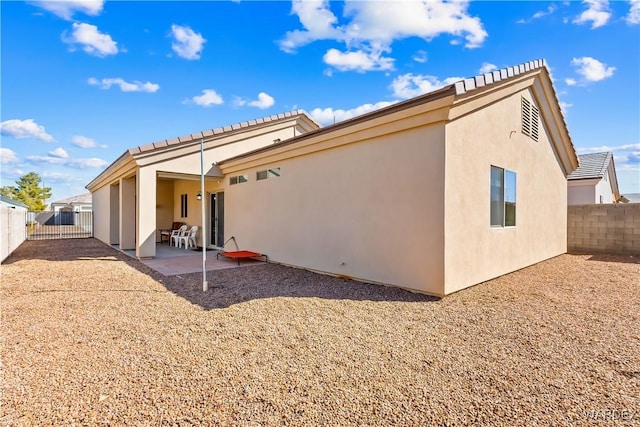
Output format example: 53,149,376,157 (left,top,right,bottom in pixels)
1,172,52,211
